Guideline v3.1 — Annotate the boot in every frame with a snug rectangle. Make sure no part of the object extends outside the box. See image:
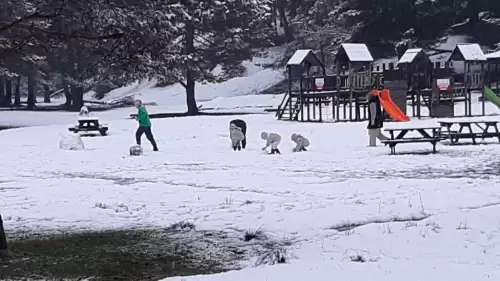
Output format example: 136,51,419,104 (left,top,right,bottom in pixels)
153,146,159,151
233,146,237,151
301,147,307,152
270,149,281,155
237,146,241,151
